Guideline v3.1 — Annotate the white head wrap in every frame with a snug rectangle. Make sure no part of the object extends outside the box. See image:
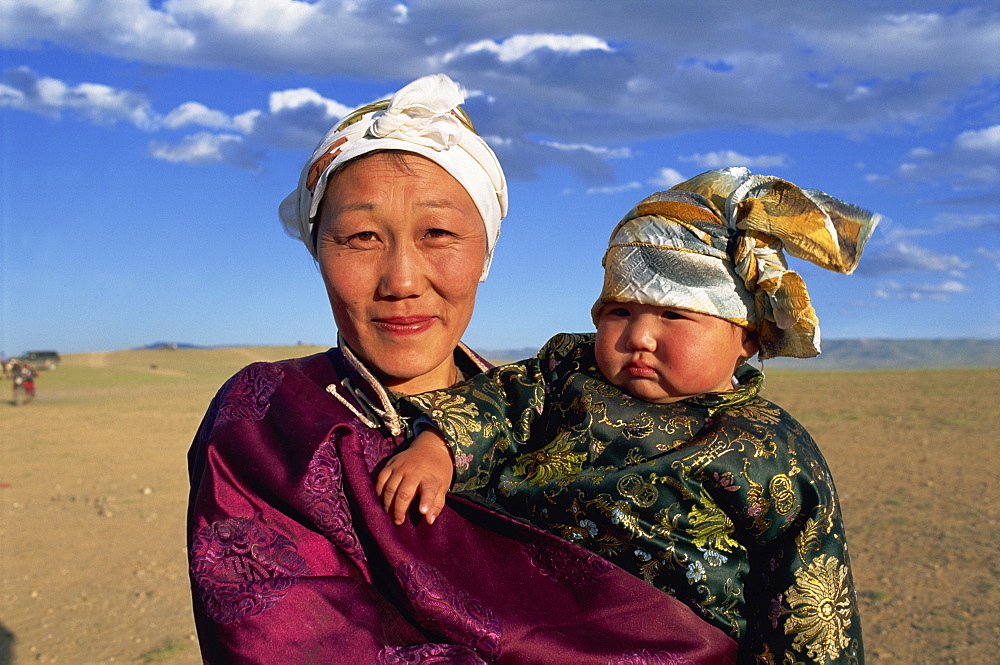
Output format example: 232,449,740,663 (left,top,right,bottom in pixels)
279,74,508,280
